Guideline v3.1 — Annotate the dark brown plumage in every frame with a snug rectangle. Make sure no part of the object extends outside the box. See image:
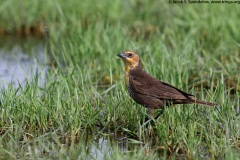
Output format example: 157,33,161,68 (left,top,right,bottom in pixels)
118,51,216,118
